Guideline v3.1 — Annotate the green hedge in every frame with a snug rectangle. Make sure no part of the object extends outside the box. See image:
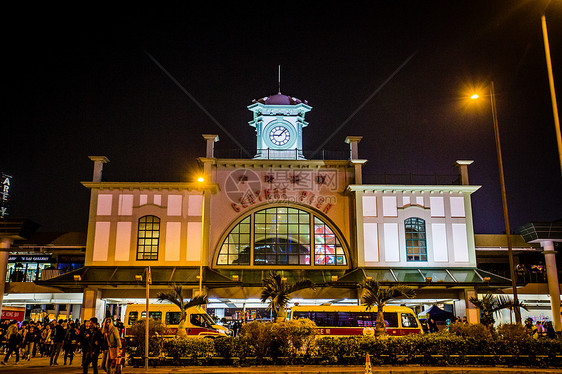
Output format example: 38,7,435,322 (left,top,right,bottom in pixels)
134,321,562,368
